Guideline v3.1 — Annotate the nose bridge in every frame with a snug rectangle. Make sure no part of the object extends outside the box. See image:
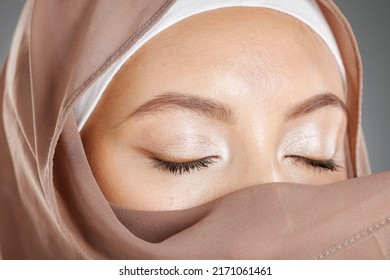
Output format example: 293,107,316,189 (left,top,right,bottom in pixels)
240,146,285,188
269,164,283,183
233,109,285,188
253,158,284,185
250,126,284,185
